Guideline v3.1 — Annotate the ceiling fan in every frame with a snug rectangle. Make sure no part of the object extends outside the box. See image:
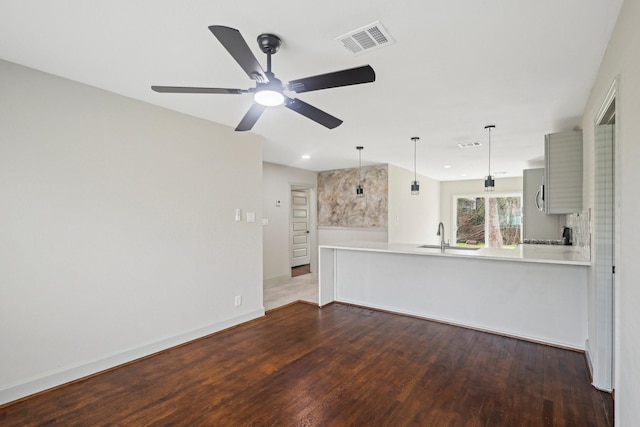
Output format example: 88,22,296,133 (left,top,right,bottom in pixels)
151,25,376,131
